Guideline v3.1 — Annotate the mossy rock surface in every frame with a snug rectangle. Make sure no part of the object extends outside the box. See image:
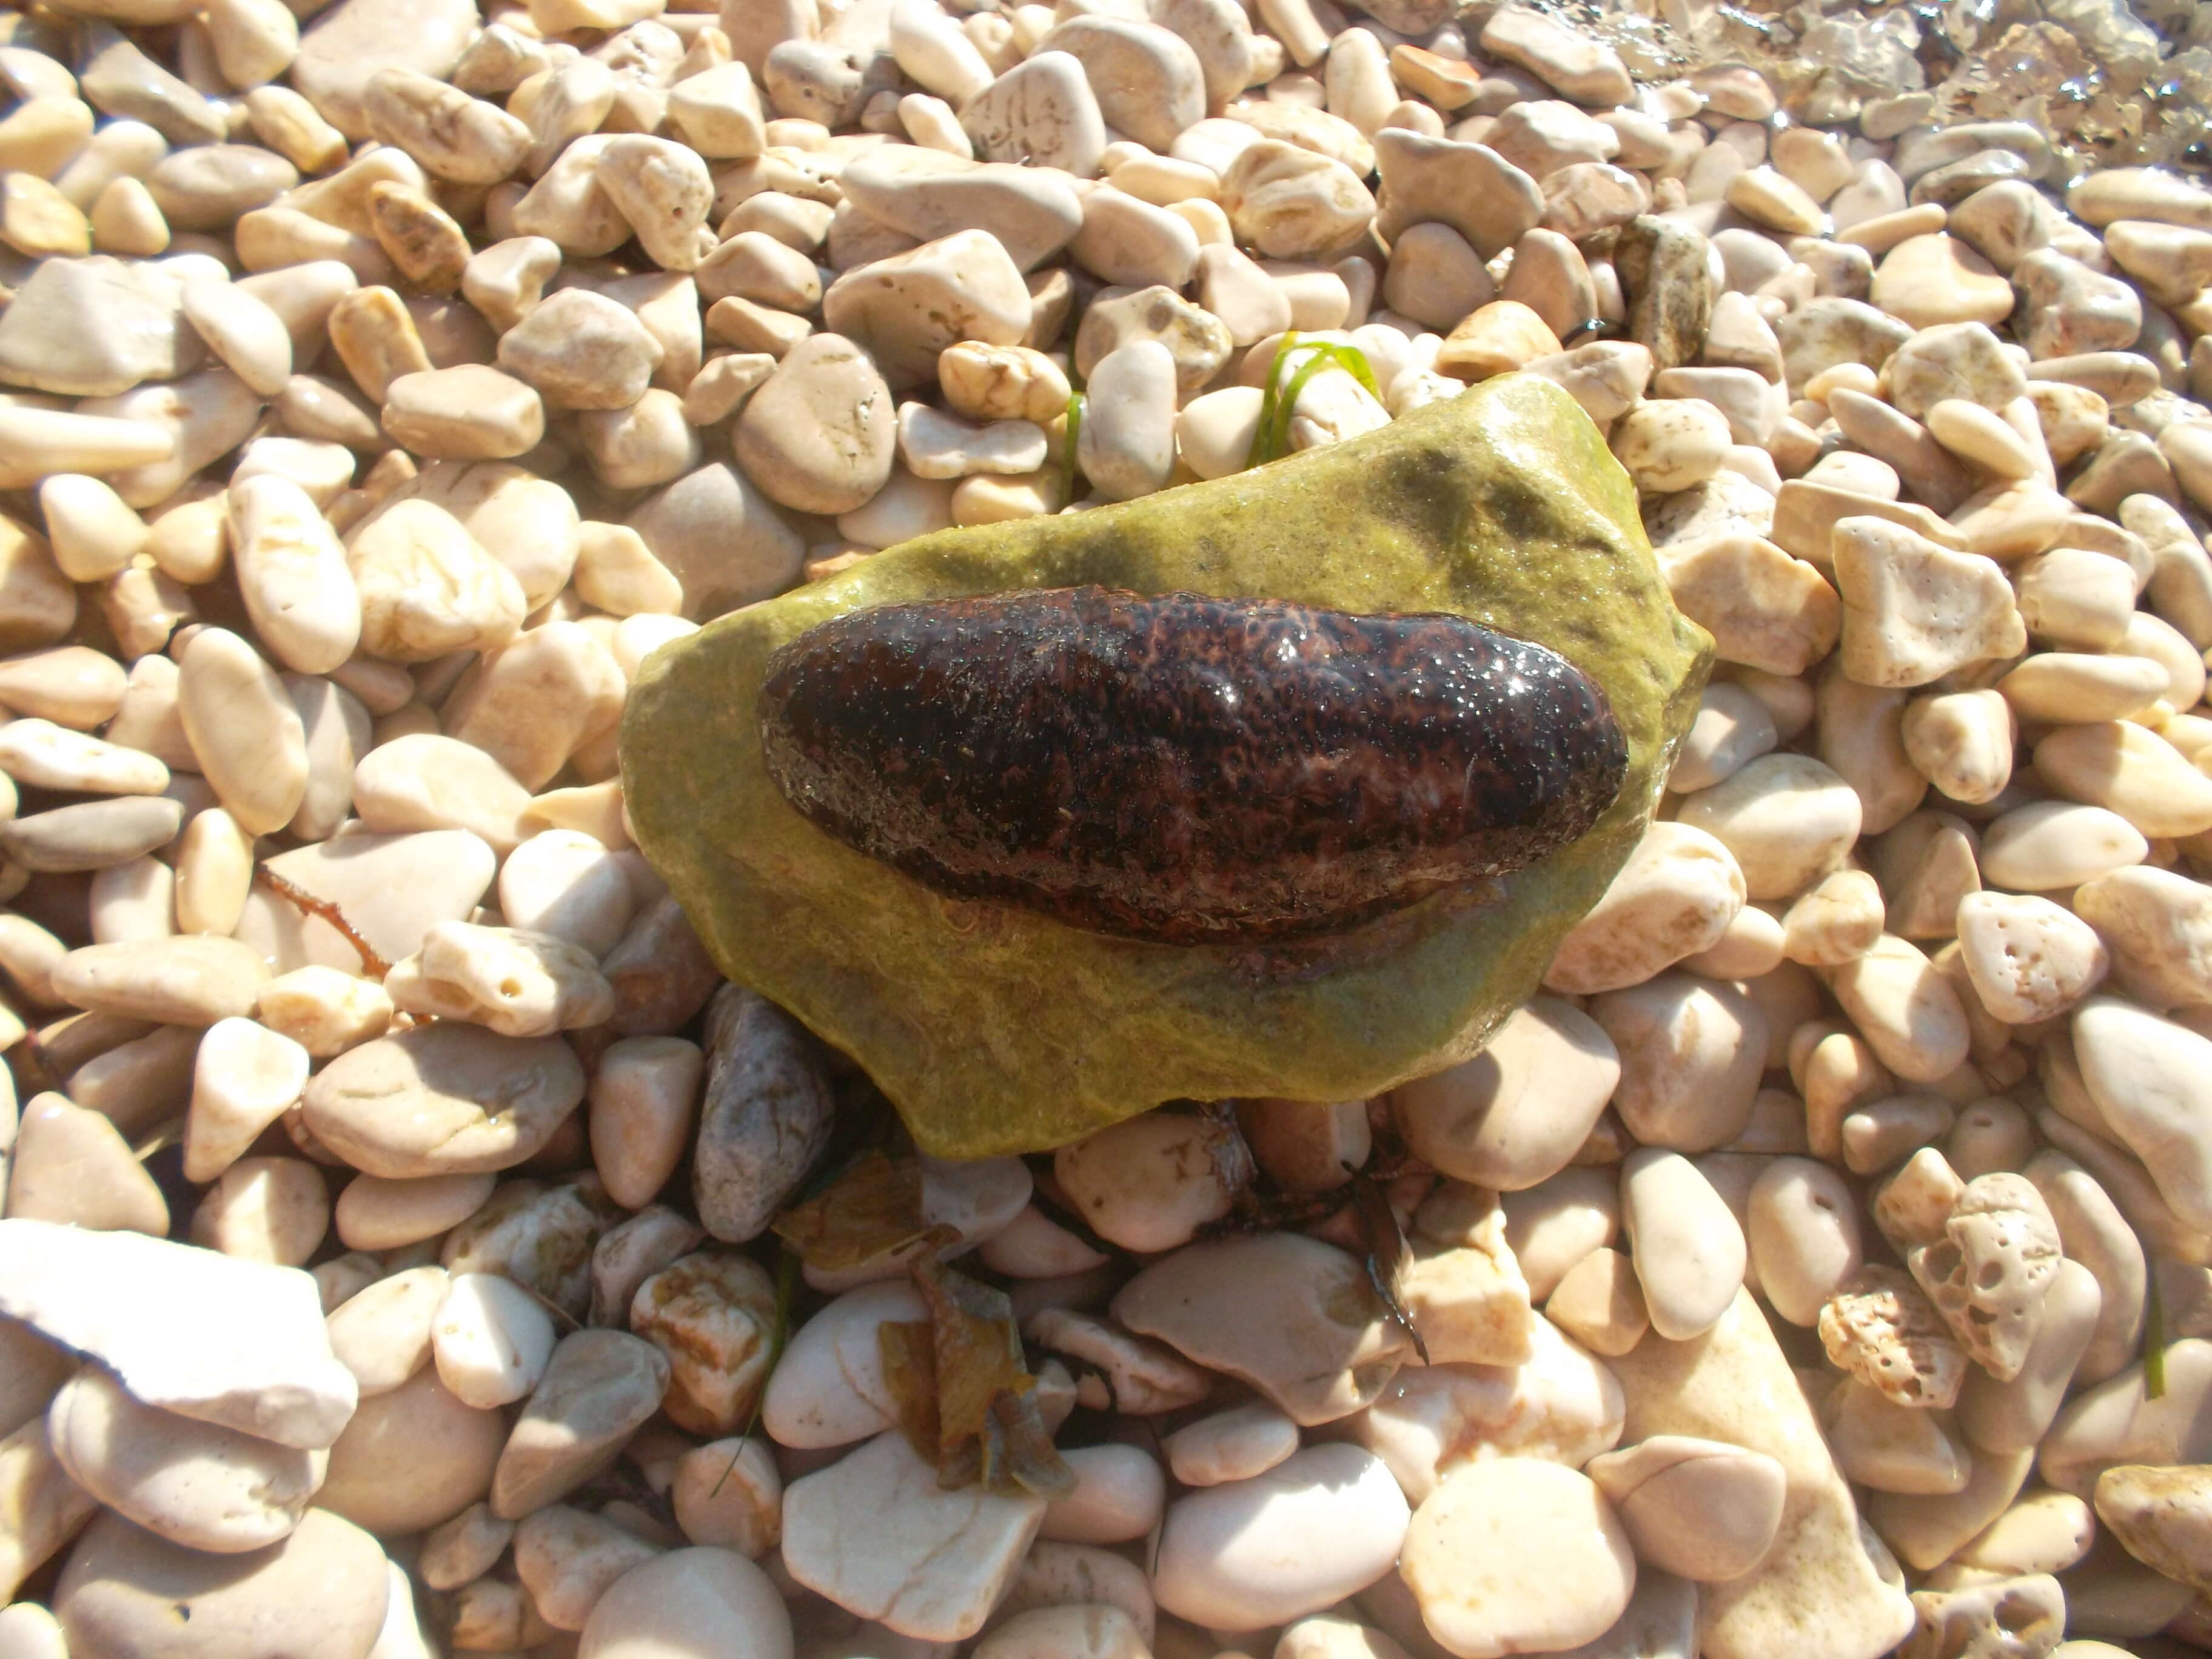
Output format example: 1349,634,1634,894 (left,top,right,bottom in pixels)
622,374,1712,1157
